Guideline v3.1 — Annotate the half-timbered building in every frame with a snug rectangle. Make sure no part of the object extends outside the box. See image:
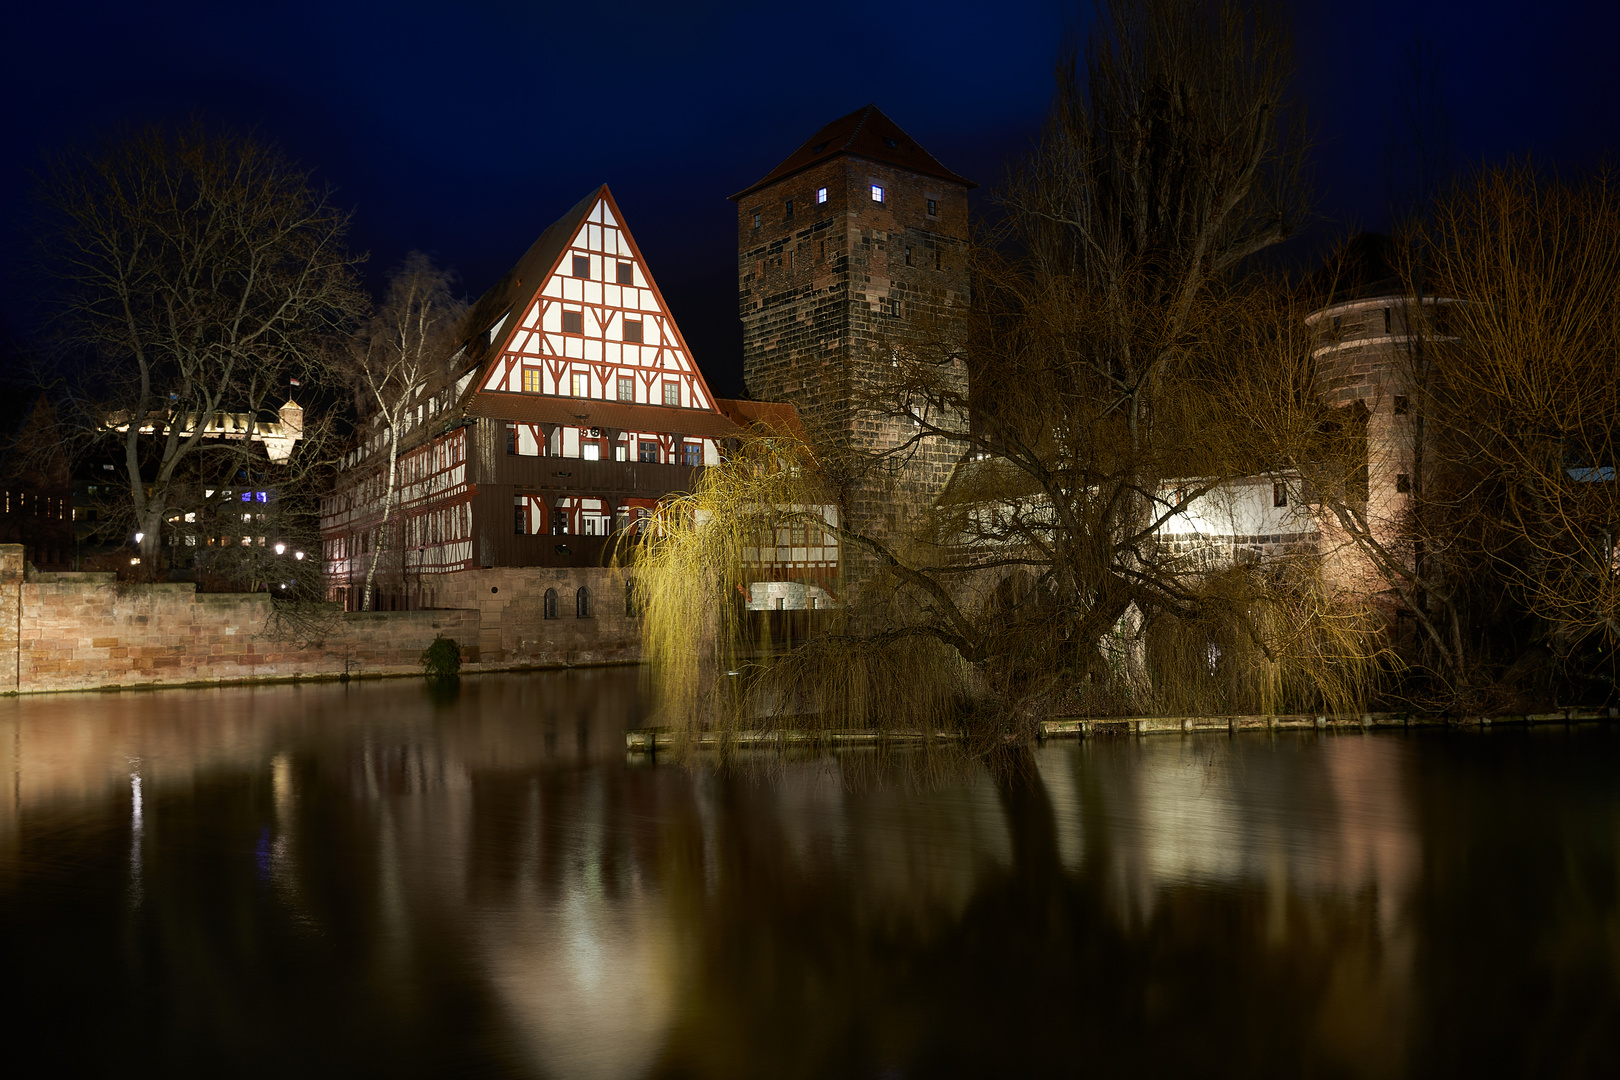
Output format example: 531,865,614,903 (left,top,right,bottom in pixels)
320,185,828,629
